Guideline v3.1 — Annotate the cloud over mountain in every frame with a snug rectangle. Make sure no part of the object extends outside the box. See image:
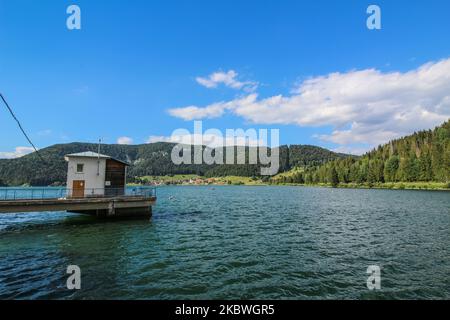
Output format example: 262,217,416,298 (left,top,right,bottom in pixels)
169,59,450,153
0,147,35,159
